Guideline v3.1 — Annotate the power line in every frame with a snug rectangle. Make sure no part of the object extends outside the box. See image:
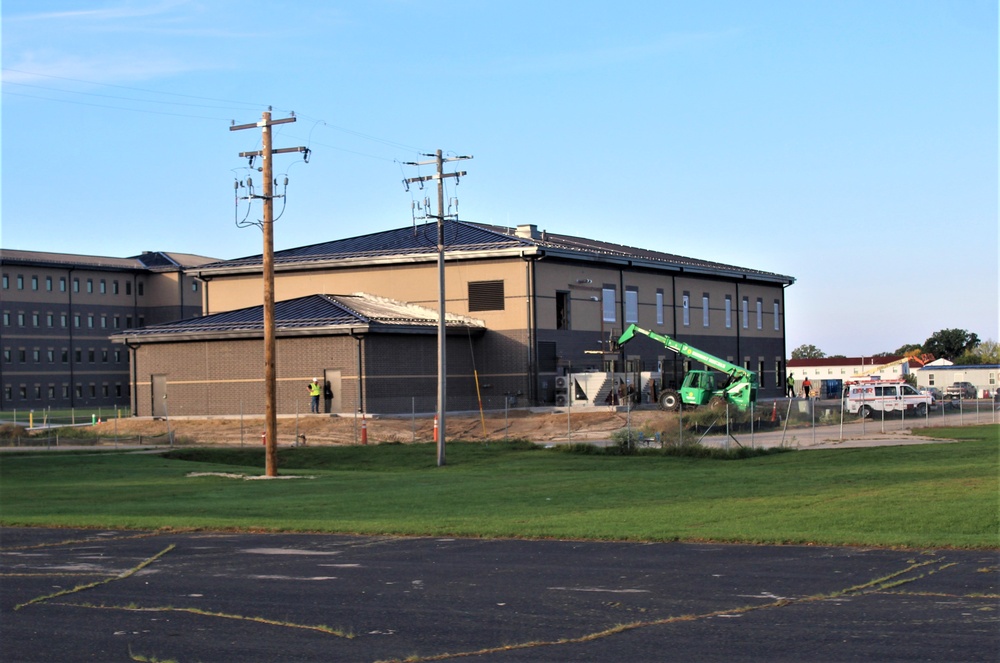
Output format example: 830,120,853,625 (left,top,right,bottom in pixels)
1,90,236,121
2,67,267,108
3,80,267,112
